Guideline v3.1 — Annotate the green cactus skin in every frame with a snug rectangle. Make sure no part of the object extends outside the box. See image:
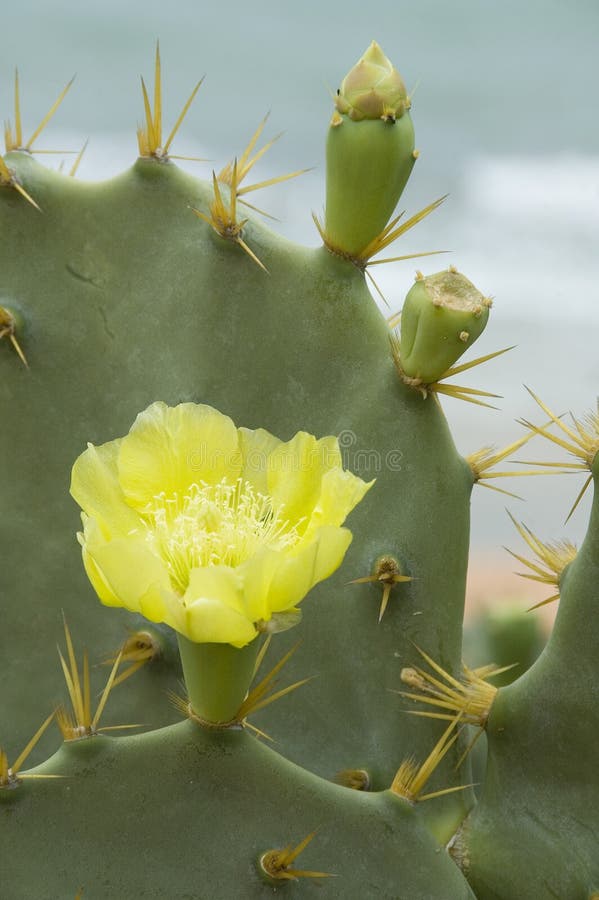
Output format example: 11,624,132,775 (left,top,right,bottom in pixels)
462,605,547,802
1,723,476,899
177,637,262,723
456,457,599,898
324,115,415,257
